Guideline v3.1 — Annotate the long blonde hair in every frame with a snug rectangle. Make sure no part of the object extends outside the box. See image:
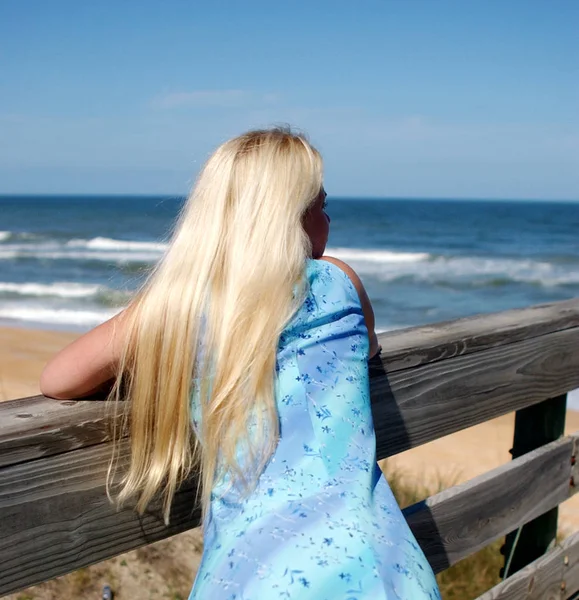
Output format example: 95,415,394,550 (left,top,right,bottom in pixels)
108,128,323,522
